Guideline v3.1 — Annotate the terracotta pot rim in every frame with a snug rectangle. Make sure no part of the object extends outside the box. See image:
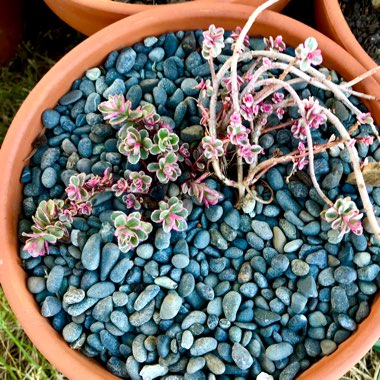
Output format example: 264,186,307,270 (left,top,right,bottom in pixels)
315,0,379,82
59,0,190,15
48,0,289,15
43,0,290,35
1,3,380,380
